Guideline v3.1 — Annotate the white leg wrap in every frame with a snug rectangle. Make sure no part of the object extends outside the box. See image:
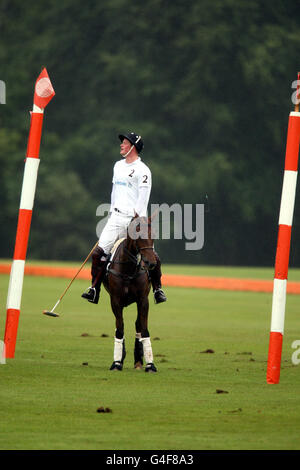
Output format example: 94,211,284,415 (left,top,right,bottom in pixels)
113,337,124,362
140,337,153,364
